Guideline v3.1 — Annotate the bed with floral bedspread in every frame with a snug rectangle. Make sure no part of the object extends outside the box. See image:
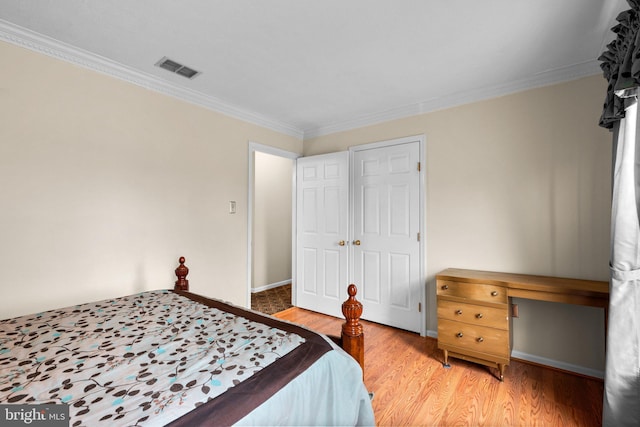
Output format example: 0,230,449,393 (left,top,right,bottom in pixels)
0,265,374,426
